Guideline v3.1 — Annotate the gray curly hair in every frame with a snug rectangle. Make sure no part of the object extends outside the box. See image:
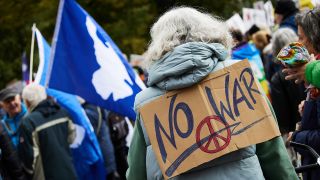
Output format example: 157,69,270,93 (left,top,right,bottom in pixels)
295,8,320,53
271,28,298,57
144,7,232,66
22,83,47,111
